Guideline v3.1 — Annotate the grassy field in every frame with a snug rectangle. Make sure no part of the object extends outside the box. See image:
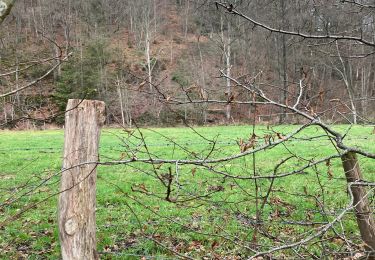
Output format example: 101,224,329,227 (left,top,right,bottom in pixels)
0,125,374,259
